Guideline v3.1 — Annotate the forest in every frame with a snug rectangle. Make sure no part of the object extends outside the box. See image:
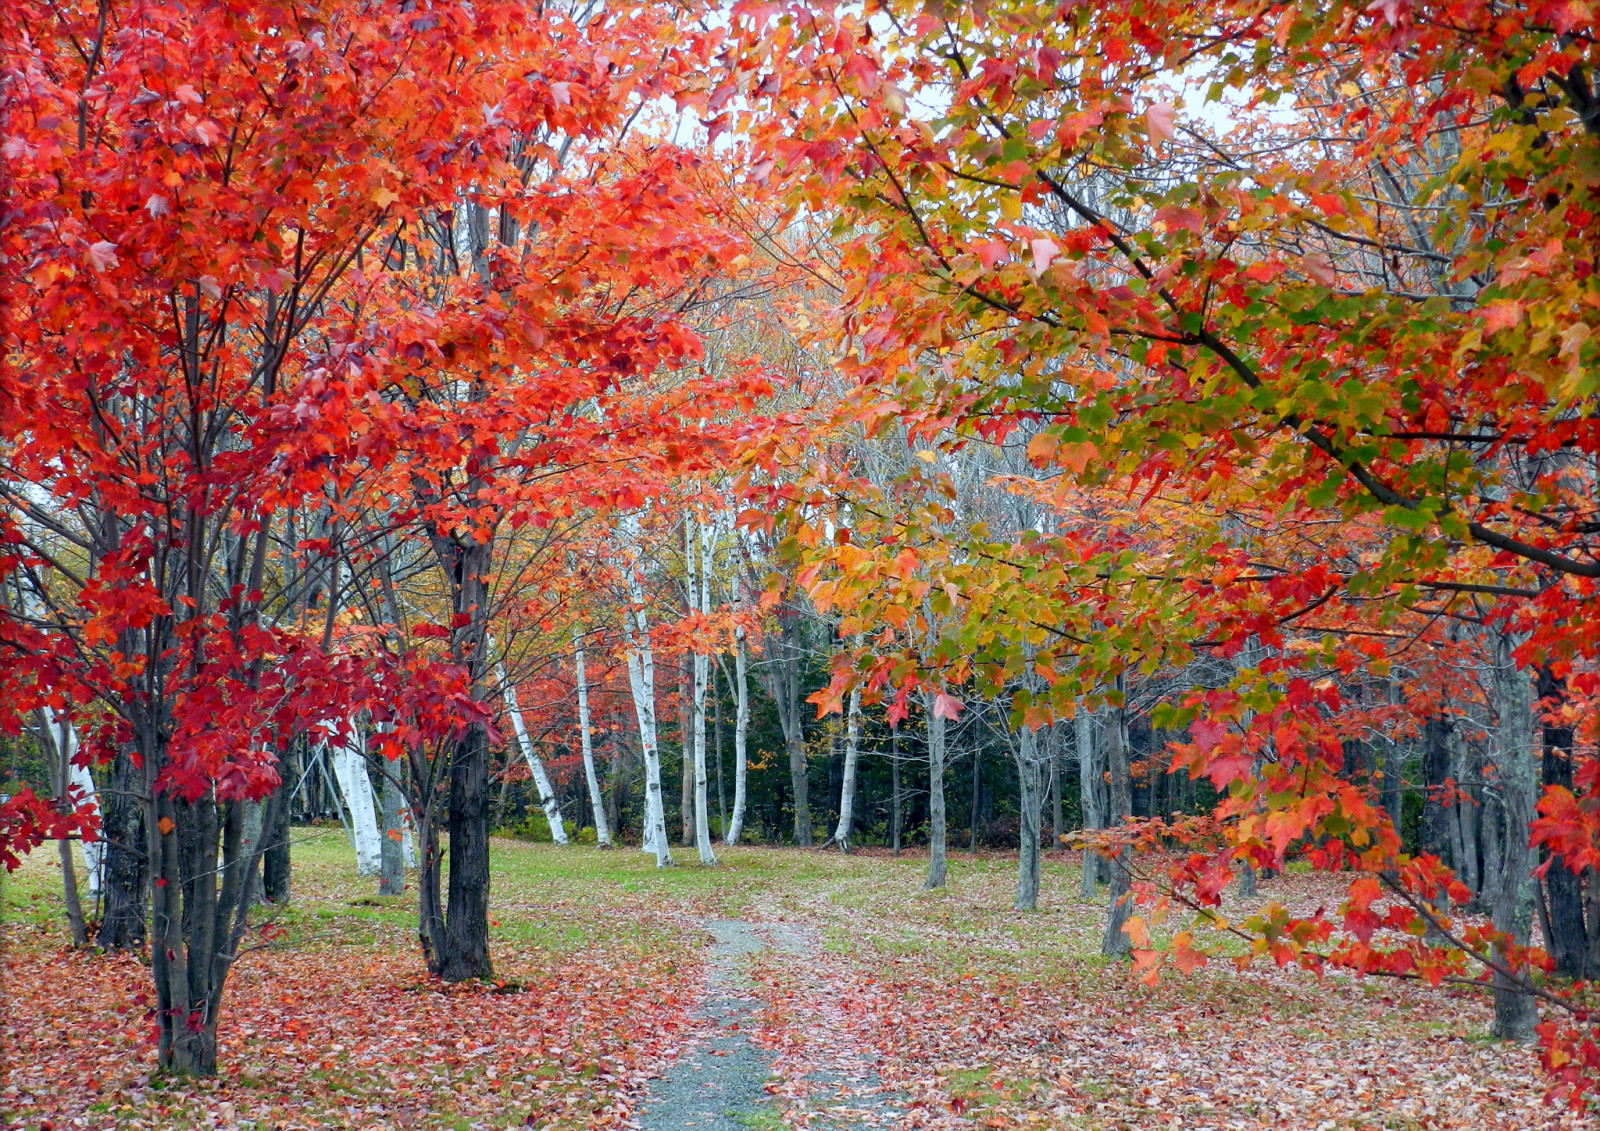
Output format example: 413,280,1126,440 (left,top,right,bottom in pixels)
2,0,1599,1126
